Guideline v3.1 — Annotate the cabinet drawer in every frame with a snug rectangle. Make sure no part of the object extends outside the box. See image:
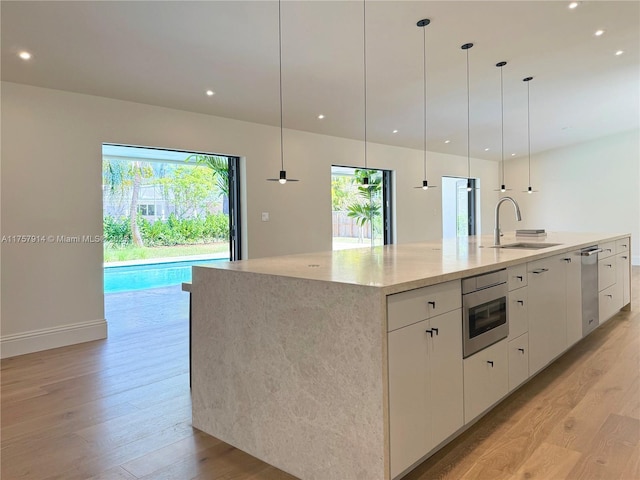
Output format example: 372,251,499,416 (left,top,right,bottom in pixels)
508,333,529,392
598,257,616,291
463,339,508,423
599,241,616,259
508,287,528,340
599,284,621,324
387,280,461,332
507,264,528,291
616,238,630,254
